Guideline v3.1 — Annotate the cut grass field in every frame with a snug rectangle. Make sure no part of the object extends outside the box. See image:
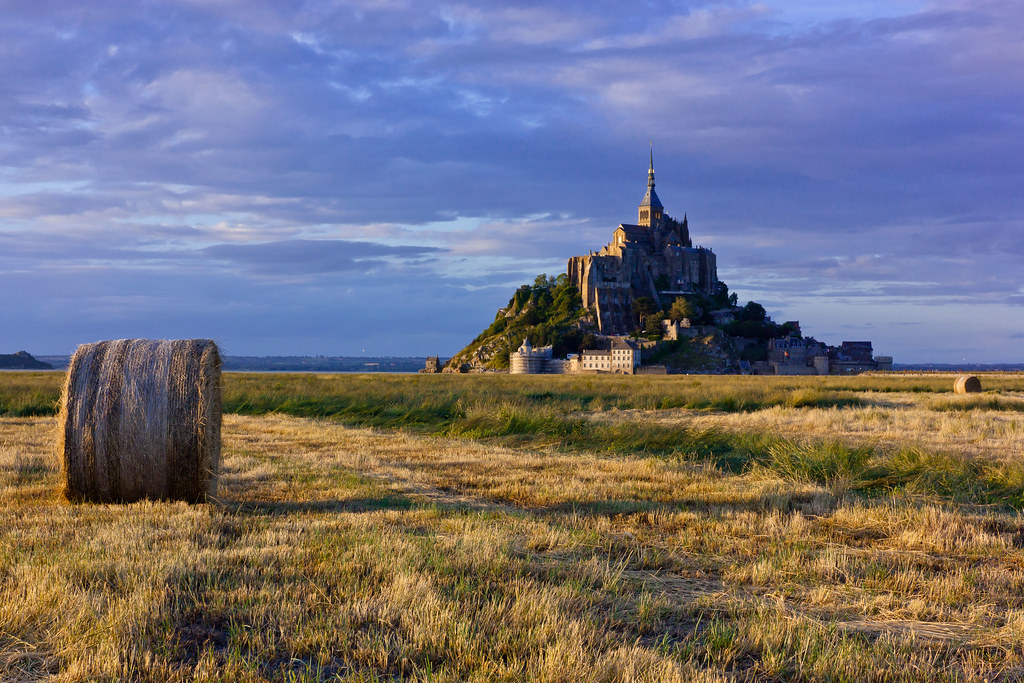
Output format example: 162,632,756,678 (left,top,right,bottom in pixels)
2,372,1024,681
